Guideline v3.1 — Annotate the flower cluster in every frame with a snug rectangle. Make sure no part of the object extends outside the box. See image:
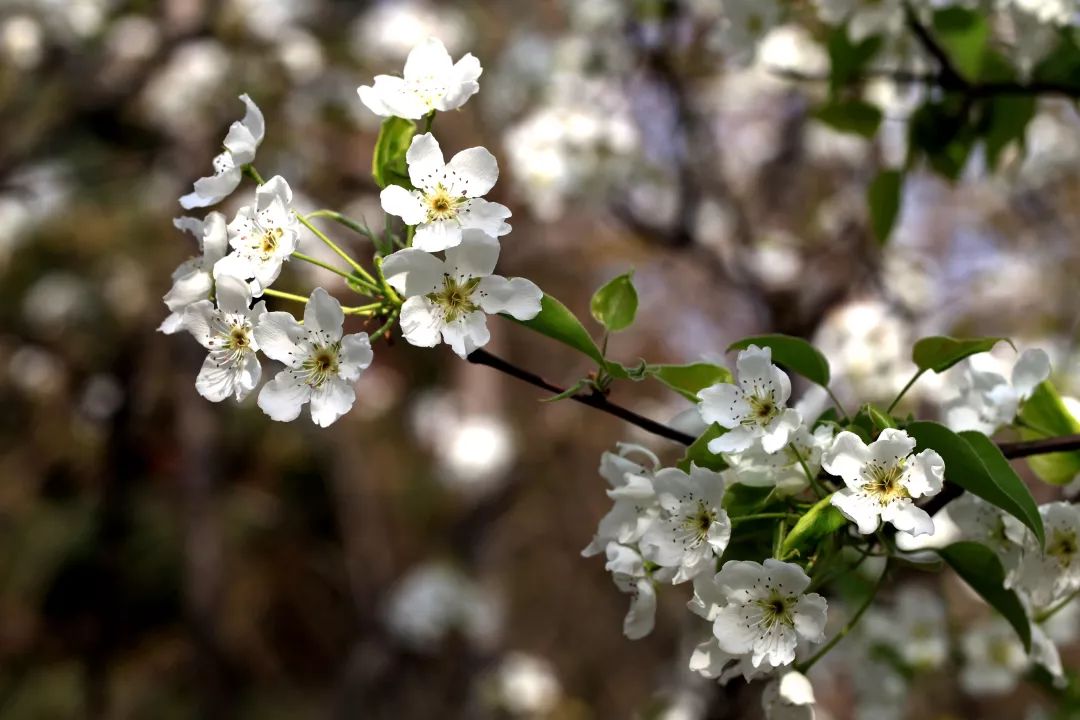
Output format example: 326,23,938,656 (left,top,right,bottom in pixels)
162,37,542,425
